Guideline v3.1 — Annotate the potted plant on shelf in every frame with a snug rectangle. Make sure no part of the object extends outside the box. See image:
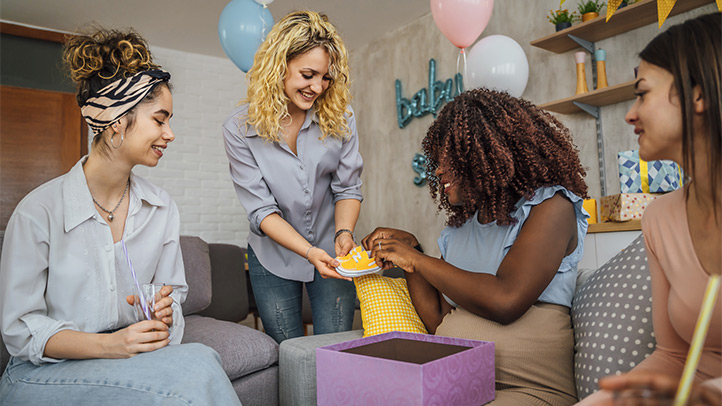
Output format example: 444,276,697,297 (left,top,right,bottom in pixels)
548,0,578,31
577,0,606,22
